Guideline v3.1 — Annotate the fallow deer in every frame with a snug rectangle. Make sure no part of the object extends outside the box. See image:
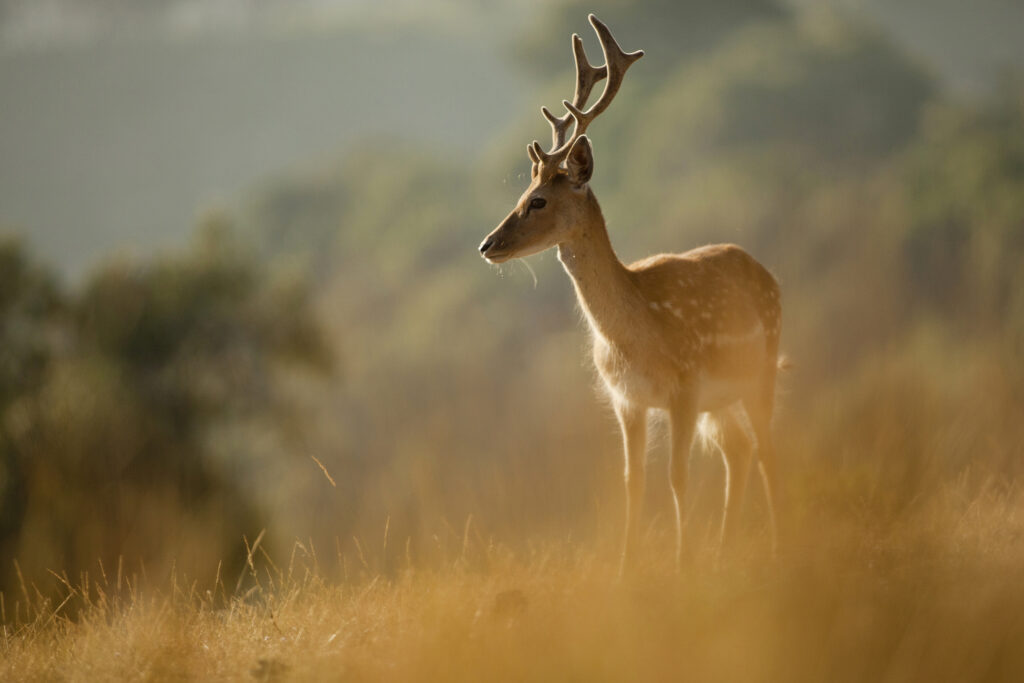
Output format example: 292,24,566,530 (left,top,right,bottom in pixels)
479,15,783,568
